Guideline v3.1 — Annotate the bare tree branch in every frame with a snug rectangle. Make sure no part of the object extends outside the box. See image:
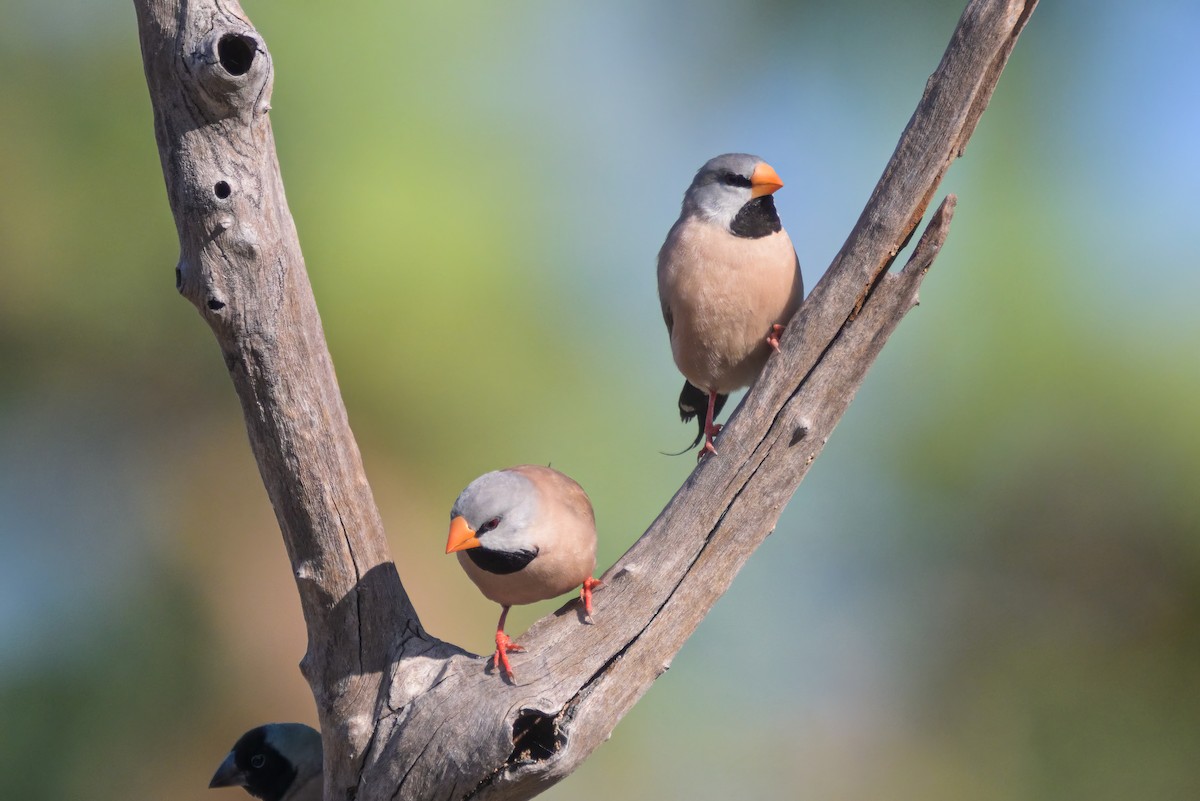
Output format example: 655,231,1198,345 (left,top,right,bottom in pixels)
131,2,424,790
132,0,1035,799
